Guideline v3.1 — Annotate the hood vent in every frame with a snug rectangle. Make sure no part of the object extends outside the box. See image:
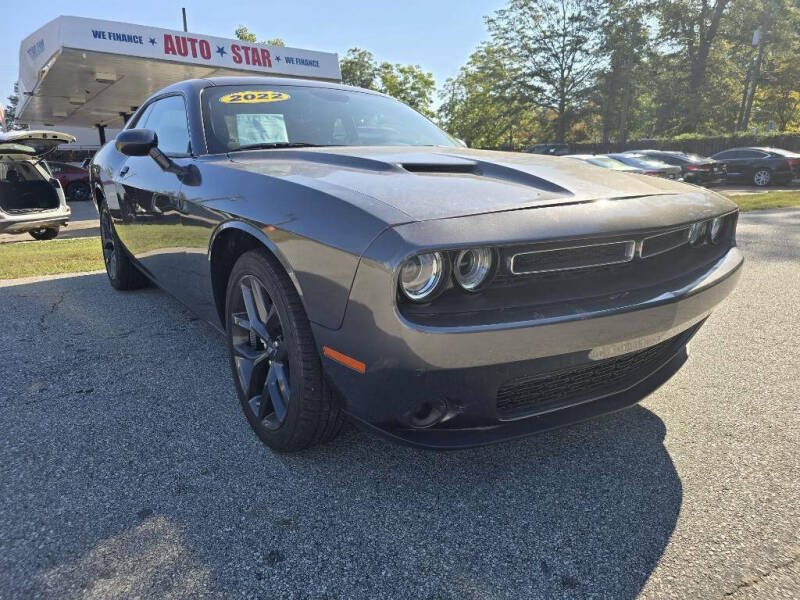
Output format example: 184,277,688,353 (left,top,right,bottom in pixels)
401,163,478,175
